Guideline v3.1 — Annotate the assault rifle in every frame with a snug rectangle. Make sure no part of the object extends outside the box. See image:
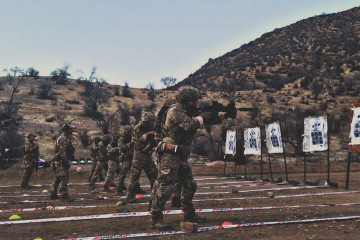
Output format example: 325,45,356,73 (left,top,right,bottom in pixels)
197,100,253,124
